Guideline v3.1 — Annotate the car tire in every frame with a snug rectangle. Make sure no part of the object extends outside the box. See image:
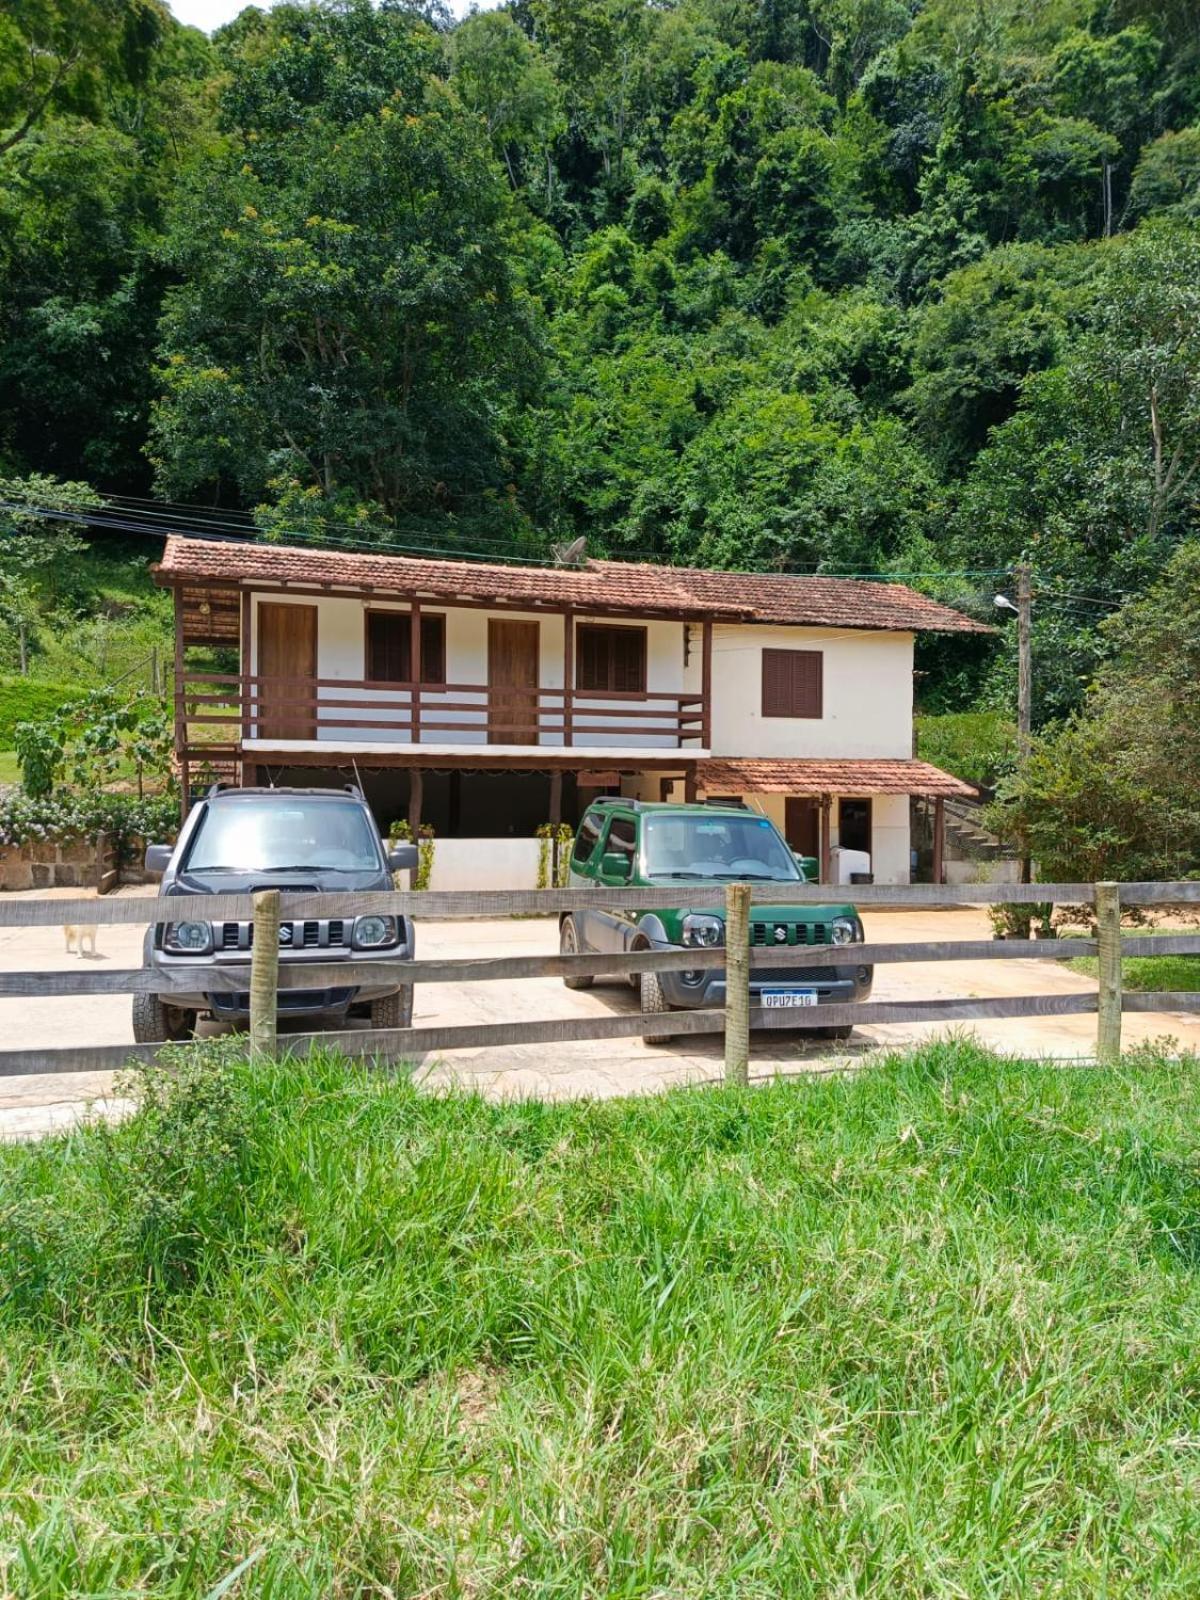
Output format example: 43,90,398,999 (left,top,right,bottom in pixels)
823,1024,854,1042
370,986,413,1030
132,992,196,1044
560,917,594,989
639,967,676,1046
